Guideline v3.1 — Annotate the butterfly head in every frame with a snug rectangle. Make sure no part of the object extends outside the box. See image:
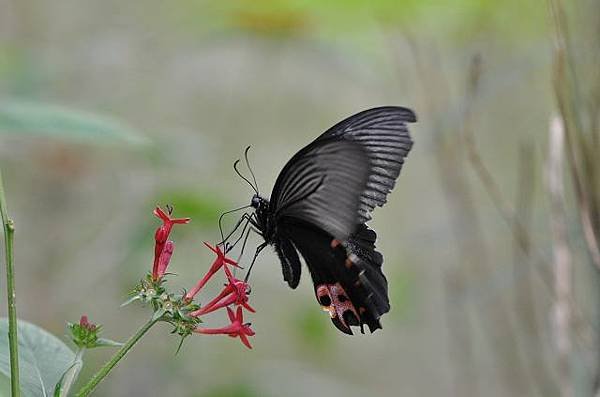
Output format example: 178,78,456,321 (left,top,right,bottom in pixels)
250,194,268,211
250,193,272,237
